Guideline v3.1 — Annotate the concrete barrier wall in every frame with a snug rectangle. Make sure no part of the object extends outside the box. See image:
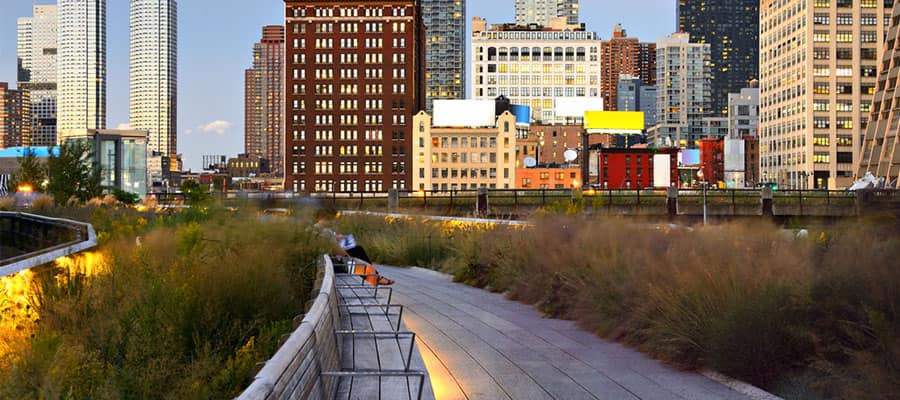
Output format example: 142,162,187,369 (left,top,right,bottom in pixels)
0,211,98,277
237,255,340,400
